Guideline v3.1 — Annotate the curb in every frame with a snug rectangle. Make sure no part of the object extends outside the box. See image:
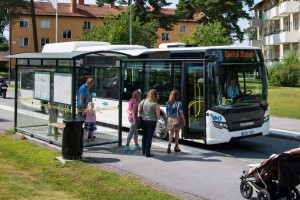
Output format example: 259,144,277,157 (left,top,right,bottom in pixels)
269,128,300,142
